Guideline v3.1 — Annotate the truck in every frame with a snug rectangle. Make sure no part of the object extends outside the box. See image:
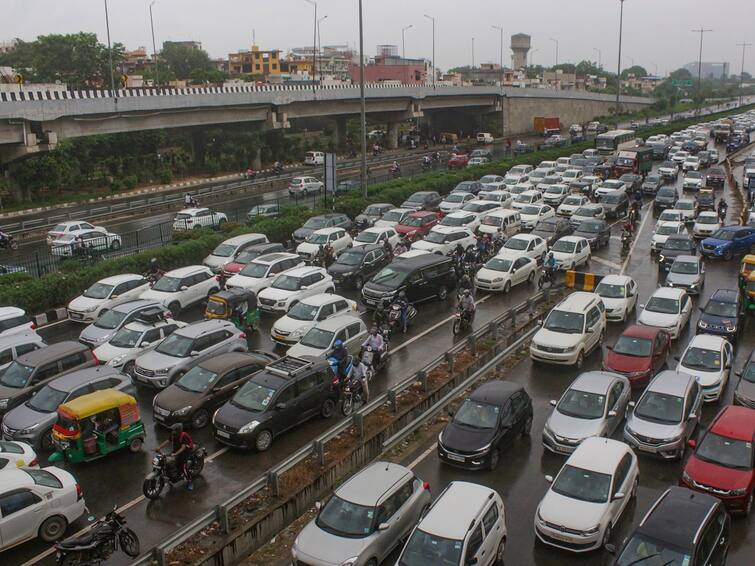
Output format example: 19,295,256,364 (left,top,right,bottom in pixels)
612,146,654,177
534,116,561,137
712,120,733,143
